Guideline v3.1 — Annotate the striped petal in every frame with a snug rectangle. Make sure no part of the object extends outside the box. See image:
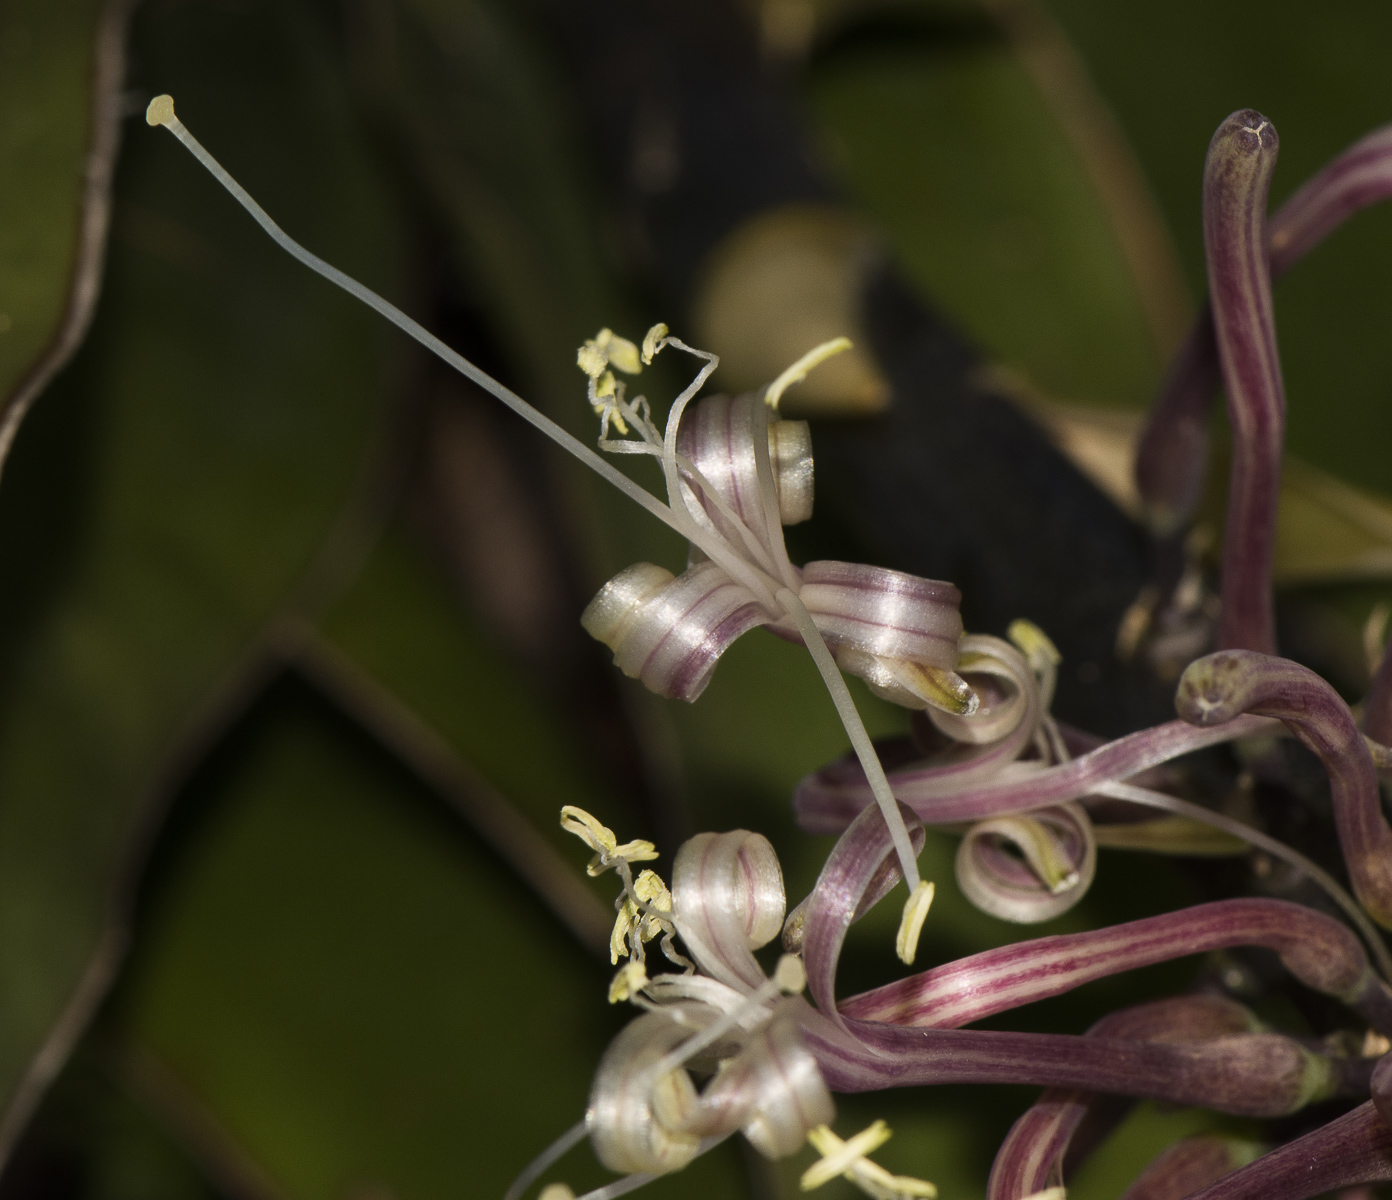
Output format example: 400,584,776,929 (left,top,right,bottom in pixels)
581,561,771,702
